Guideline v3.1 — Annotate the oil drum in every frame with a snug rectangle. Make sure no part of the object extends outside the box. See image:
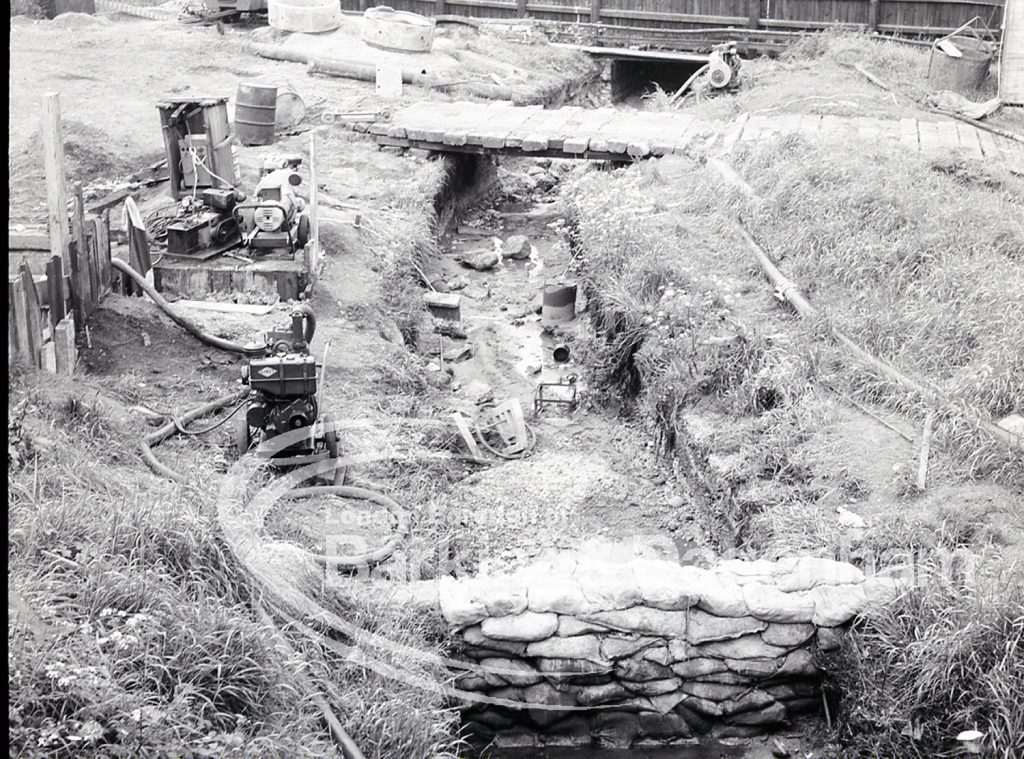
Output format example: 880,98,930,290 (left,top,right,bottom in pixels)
542,281,577,325
234,83,278,146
